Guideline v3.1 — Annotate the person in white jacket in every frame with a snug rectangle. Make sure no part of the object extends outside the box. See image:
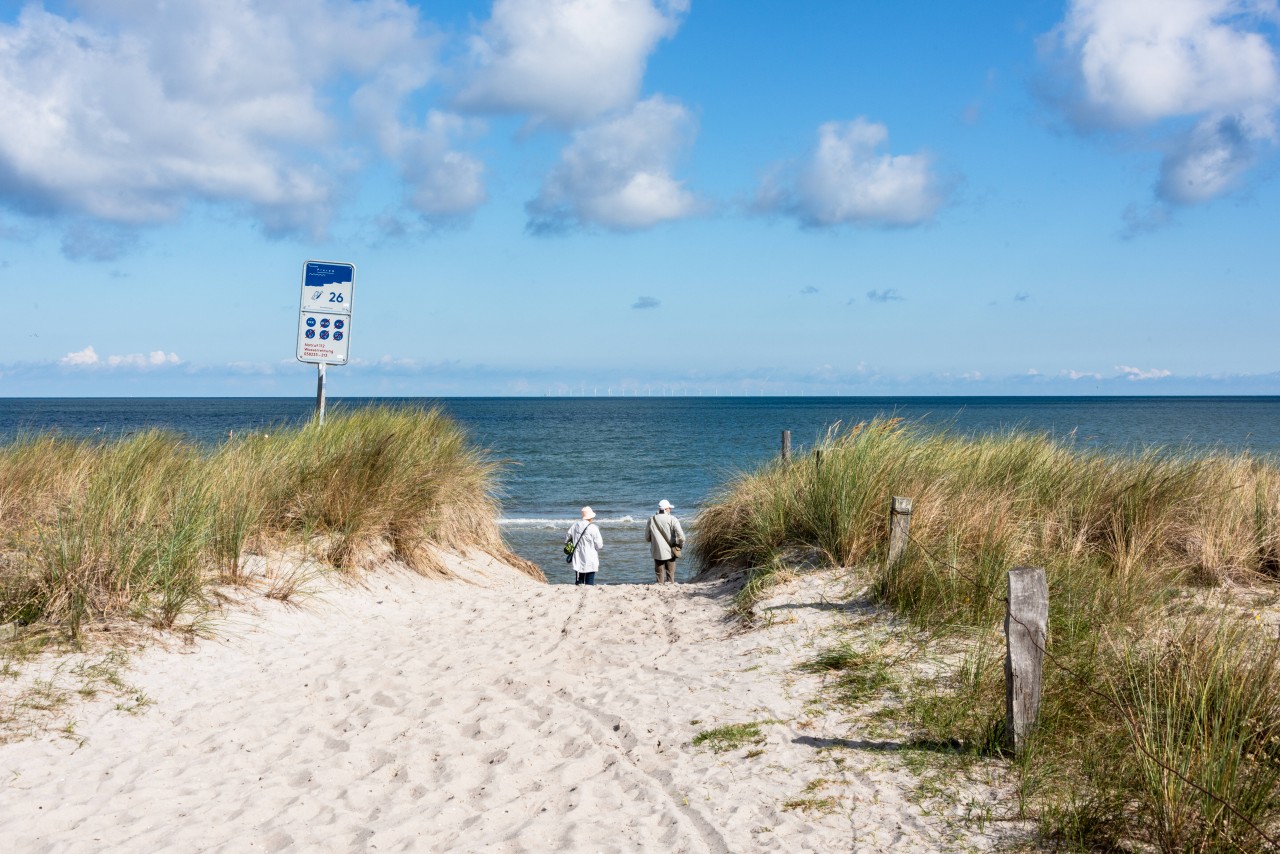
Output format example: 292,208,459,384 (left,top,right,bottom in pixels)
645,499,685,584
565,506,604,585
